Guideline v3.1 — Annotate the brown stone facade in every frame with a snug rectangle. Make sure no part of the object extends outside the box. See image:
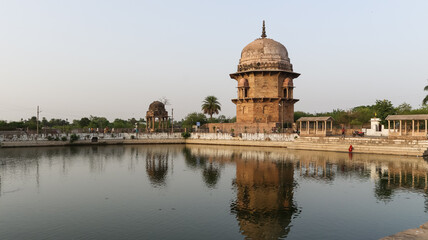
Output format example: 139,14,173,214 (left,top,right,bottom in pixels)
205,122,291,134
230,71,299,125
202,23,301,134
226,24,300,133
